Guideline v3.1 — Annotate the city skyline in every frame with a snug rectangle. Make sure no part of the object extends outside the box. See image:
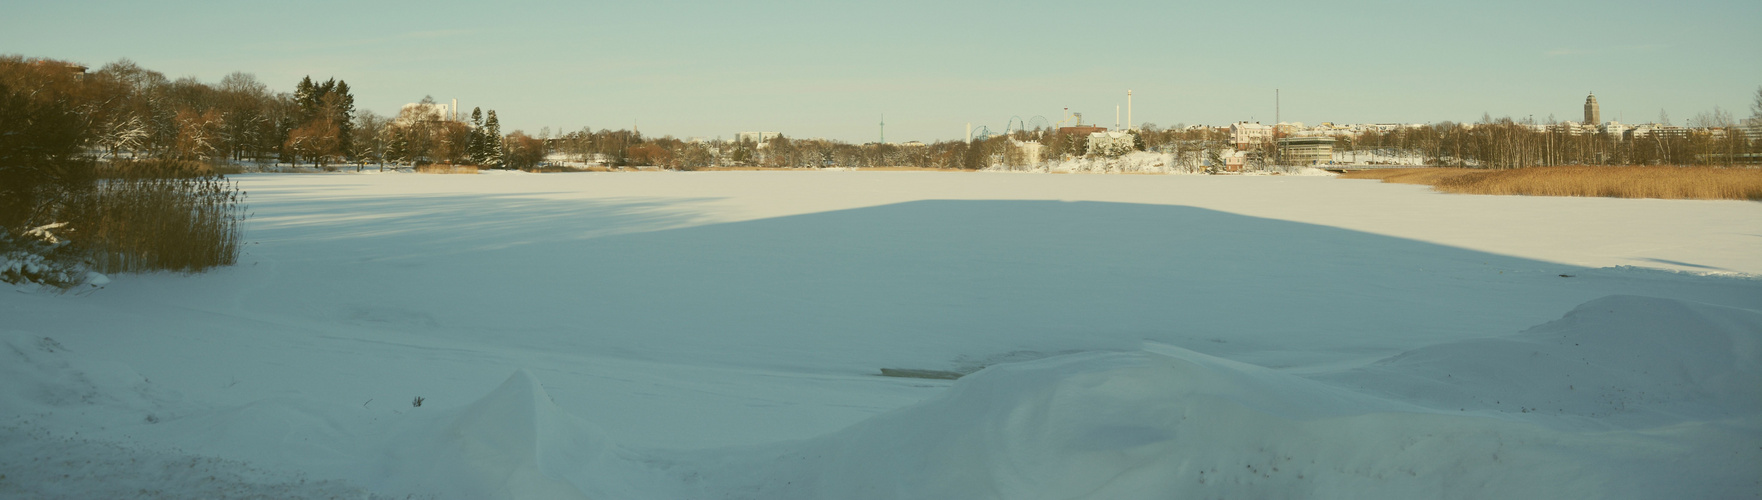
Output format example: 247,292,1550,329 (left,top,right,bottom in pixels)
5,0,1757,142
